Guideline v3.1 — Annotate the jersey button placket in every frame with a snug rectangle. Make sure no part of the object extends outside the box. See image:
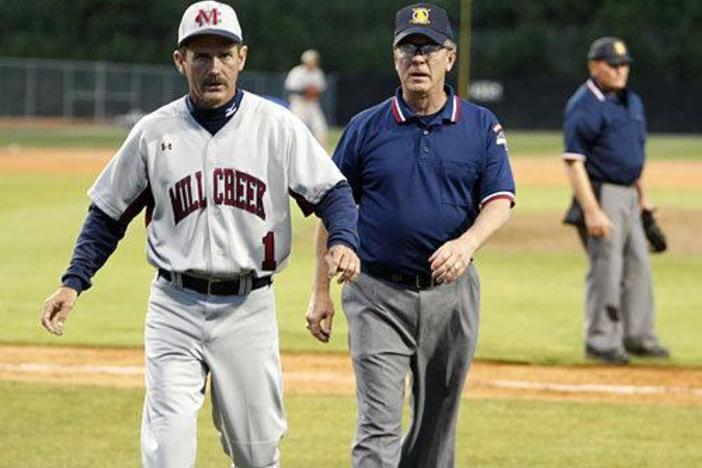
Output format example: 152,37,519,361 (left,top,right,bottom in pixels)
204,141,221,269
419,128,431,160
